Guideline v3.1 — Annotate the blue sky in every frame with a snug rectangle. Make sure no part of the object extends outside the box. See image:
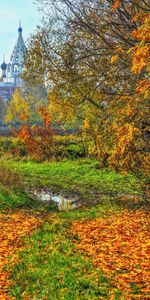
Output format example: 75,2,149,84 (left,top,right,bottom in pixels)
0,0,40,63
